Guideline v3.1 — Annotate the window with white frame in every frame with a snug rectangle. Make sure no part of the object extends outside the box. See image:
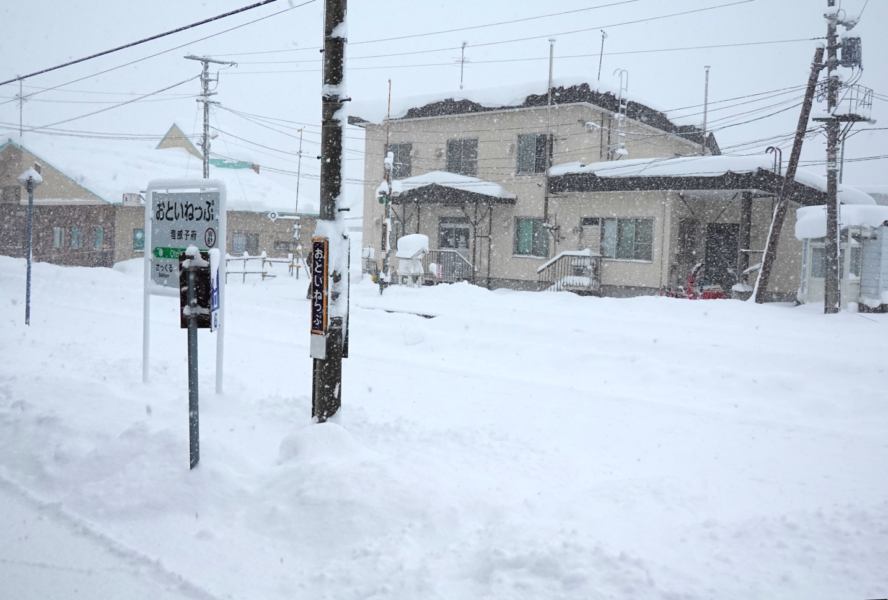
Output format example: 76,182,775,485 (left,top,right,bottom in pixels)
516,133,553,175
387,142,412,179
133,228,145,251
446,138,478,177
599,218,654,261
53,227,64,248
